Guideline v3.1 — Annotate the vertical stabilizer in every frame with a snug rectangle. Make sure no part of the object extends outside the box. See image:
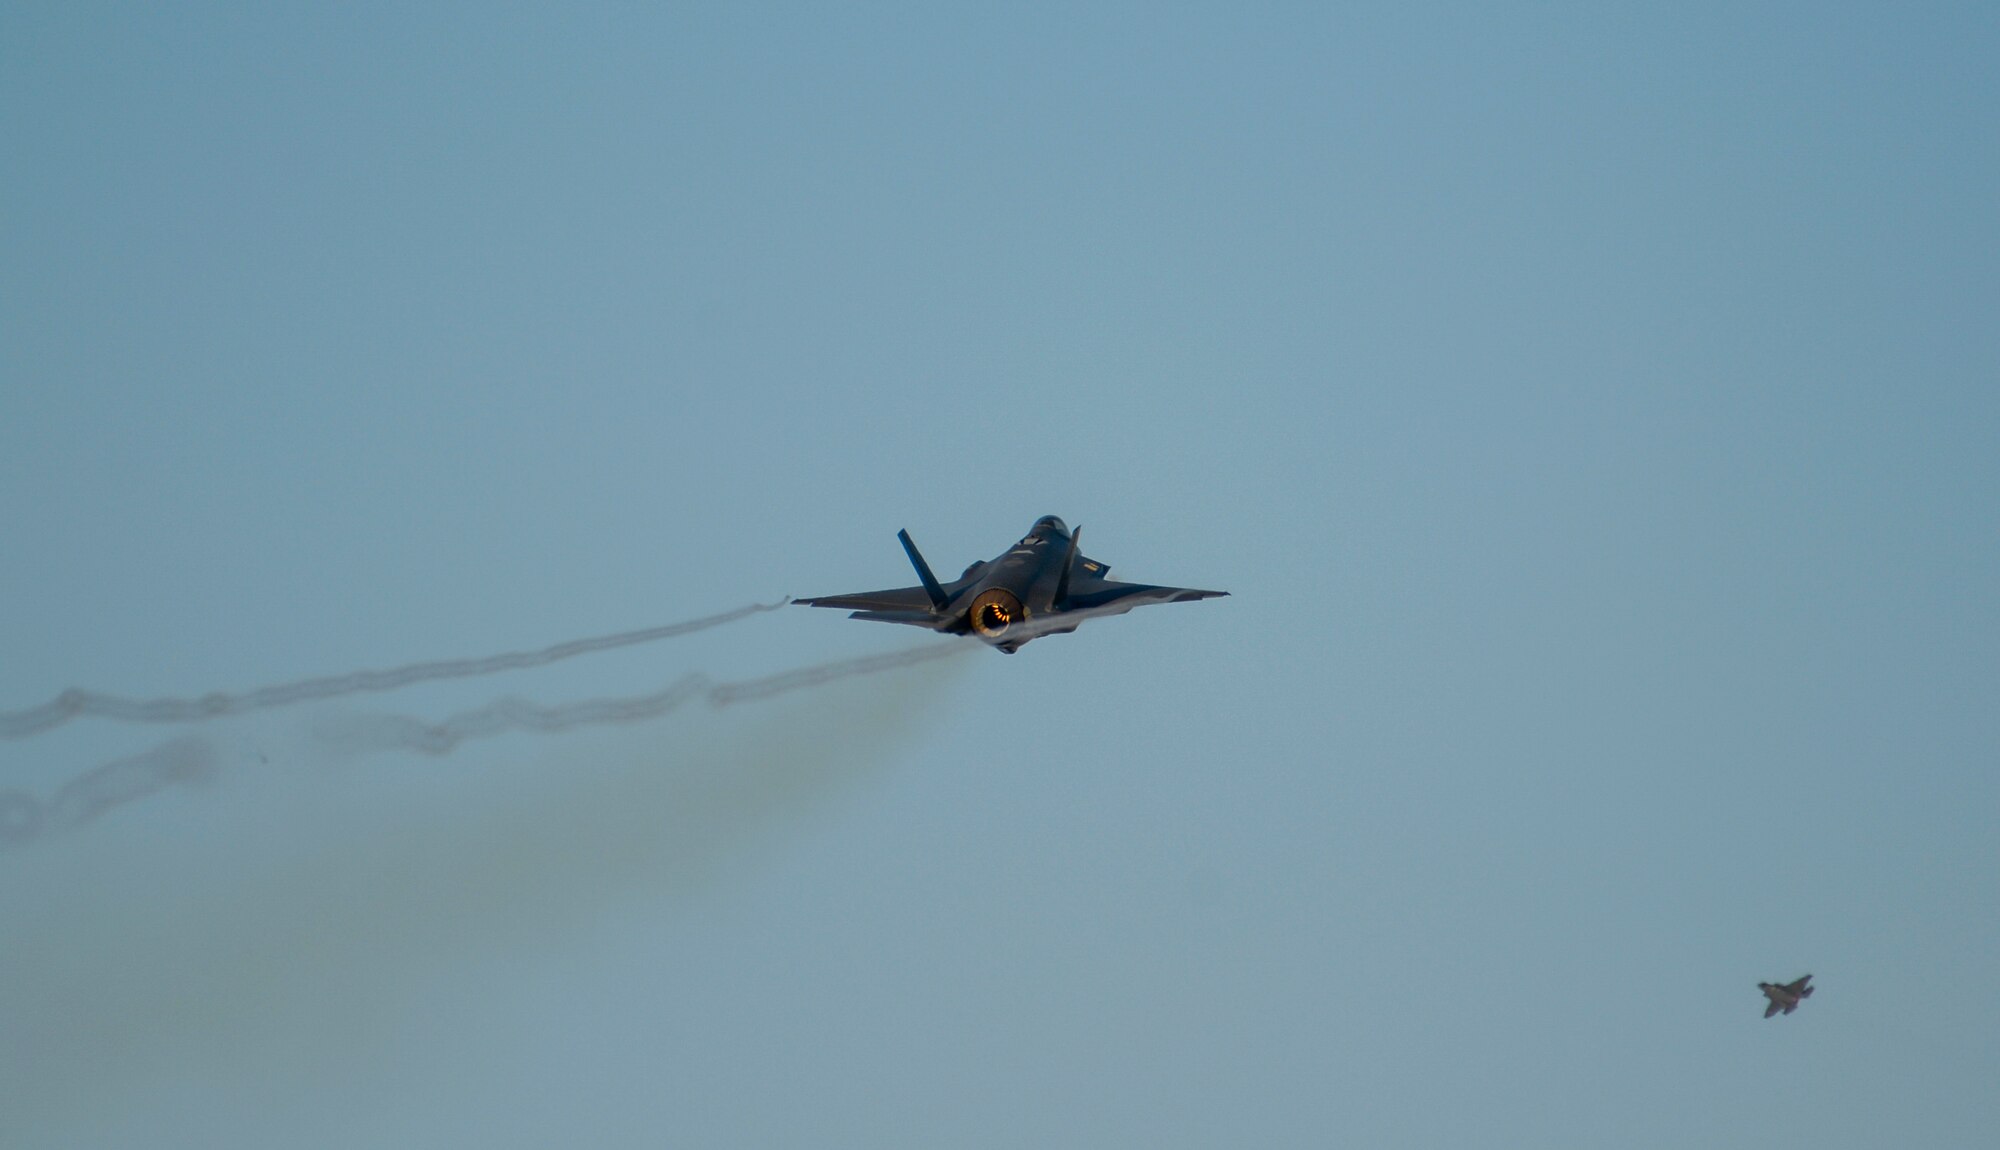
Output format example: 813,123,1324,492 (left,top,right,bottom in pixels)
1053,525,1082,606
898,529,949,610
